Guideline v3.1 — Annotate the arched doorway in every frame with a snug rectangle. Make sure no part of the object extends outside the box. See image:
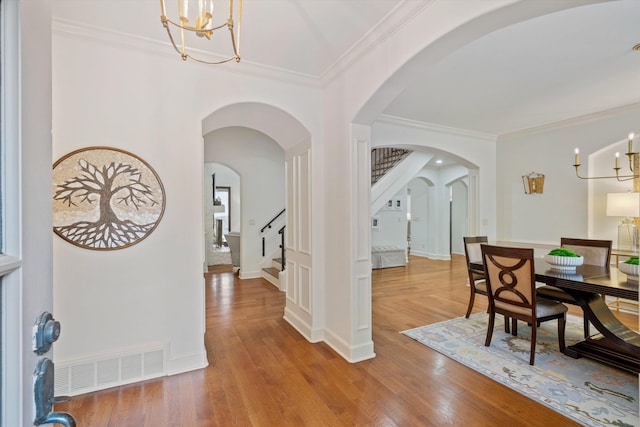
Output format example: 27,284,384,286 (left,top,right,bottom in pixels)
336,2,596,360
201,103,322,342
